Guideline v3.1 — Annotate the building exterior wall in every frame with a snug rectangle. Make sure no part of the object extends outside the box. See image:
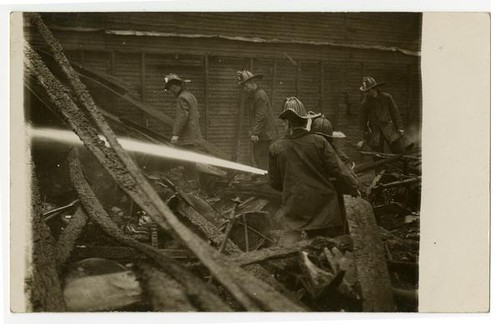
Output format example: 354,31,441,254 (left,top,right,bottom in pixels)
26,12,422,164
